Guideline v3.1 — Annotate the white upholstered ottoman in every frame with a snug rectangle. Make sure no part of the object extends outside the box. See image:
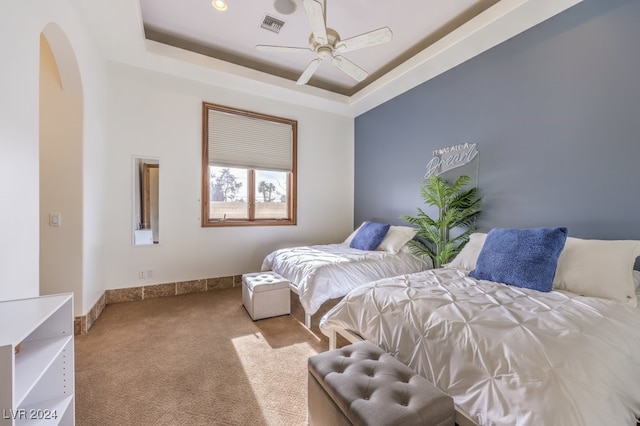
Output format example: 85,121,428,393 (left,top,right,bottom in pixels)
242,271,291,320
